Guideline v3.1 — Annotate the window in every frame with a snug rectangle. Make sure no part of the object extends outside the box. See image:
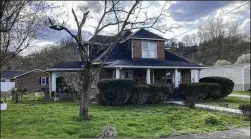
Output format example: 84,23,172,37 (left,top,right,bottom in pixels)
121,70,133,79
142,41,157,58
40,77,47,85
